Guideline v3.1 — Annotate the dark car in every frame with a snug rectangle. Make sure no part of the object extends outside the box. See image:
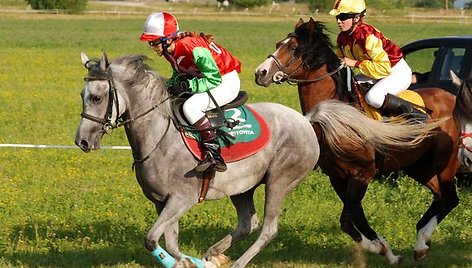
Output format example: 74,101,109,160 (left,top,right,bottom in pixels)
401,36,472,95
402,36,472,186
